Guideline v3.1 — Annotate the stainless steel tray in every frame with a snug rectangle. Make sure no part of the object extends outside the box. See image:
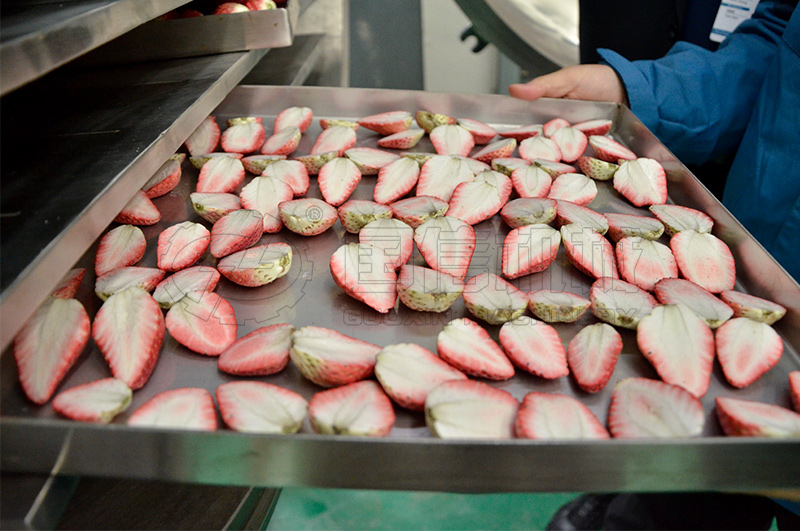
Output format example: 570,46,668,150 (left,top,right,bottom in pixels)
2,86,799,493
